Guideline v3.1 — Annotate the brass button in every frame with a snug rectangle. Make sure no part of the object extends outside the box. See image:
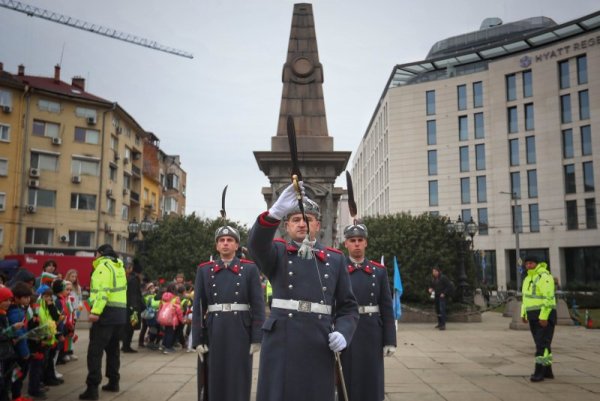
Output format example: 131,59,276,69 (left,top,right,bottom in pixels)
288,313,293,318
288,284,293,289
